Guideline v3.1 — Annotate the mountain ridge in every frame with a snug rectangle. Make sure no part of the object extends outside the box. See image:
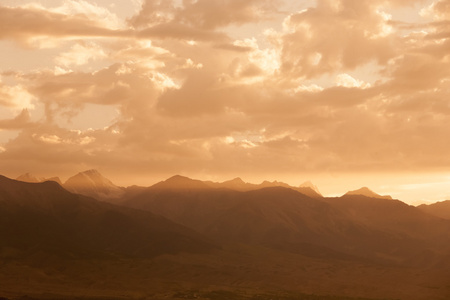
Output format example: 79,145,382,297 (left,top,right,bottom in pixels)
63,169,125,203
418,200,450,220
344,187,392,199
0,175,216,260
2,173,450,299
